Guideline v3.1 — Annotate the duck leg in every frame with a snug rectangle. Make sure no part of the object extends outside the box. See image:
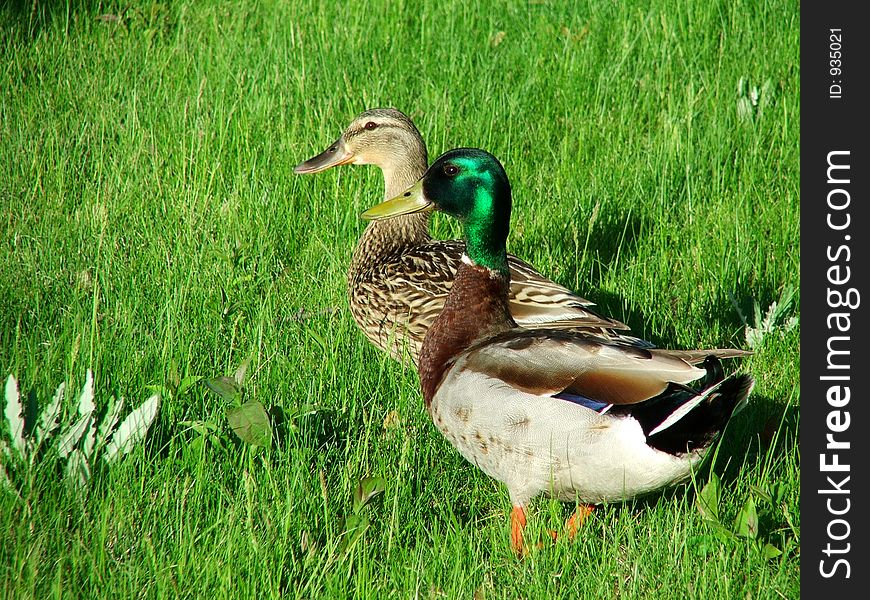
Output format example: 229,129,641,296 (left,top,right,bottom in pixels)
565,504,595,539
545,504,595,543
510,505,528,556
